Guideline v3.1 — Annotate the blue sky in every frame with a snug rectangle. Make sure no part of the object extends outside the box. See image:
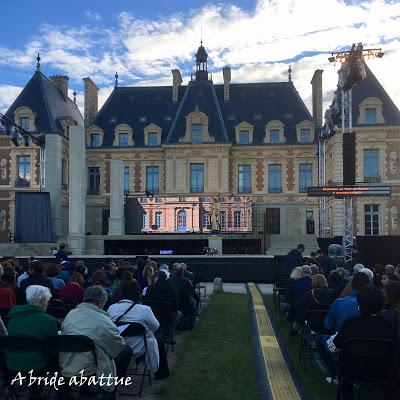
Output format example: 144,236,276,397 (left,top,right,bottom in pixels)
1,0,399,113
